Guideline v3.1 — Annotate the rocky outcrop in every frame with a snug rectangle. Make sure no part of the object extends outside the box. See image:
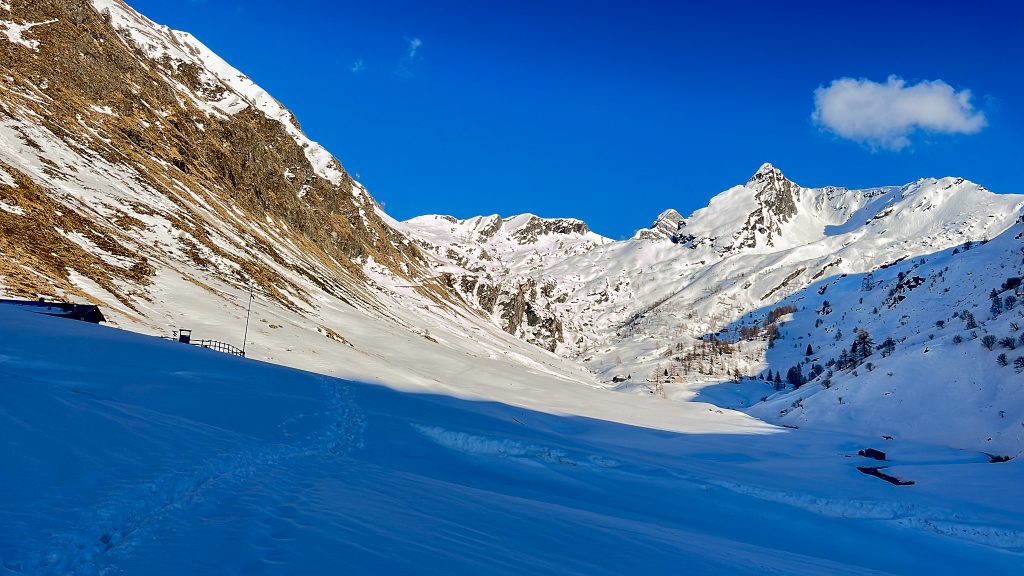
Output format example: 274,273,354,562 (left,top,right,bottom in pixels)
510,215,590,245
401,212,604,353
634,209,686,242
497,278,565,352
730,163,801,250
0,0,432,311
